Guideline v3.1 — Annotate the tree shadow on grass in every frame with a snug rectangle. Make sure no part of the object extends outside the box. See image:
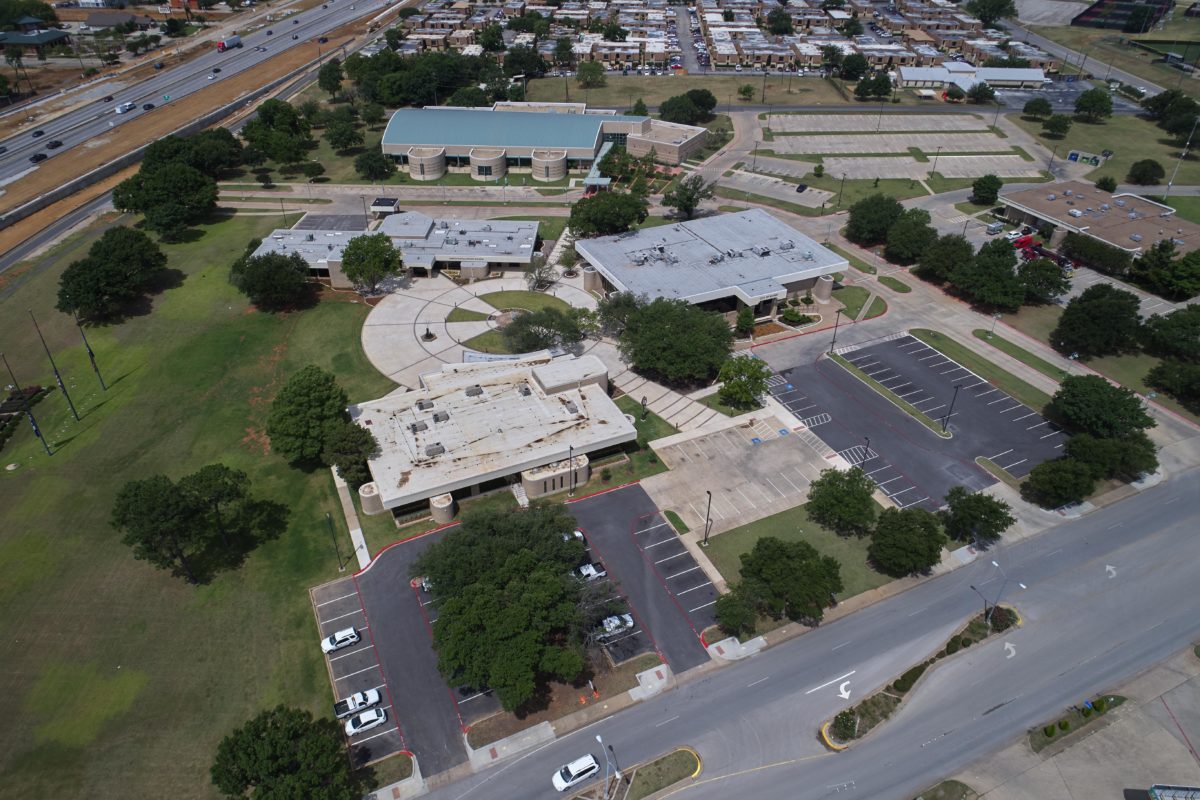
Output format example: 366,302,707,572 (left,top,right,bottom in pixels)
187,499,291,584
